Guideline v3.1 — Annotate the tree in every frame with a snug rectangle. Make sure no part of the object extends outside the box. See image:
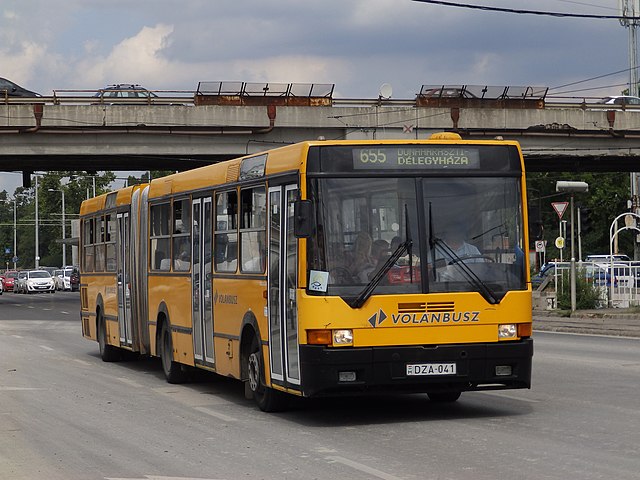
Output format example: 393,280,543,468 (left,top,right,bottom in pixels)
0,171,117,269
527,172,631,264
